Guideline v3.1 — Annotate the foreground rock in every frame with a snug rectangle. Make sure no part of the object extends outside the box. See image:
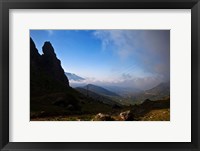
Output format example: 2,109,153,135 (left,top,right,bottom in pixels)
92,113,115,121
120,110,135,121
